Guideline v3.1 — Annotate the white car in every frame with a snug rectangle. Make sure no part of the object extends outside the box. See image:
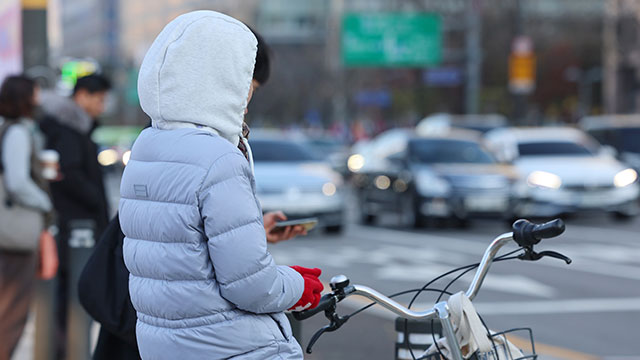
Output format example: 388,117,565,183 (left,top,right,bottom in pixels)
485,127,639,219
249,137,346,233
